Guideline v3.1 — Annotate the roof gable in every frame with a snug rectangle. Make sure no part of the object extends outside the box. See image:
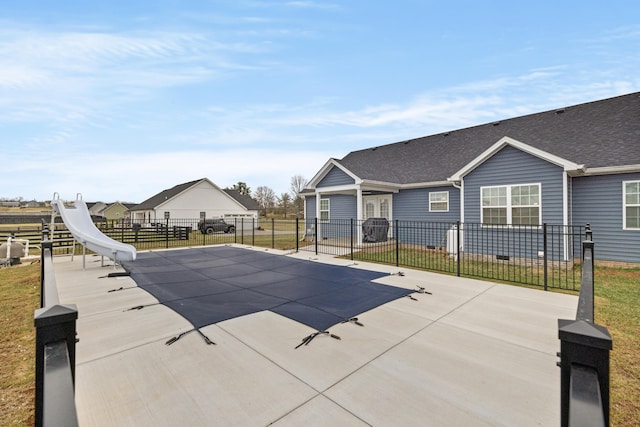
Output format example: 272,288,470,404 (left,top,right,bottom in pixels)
307,159,361,189
448,136,584,181
130,178,211,211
